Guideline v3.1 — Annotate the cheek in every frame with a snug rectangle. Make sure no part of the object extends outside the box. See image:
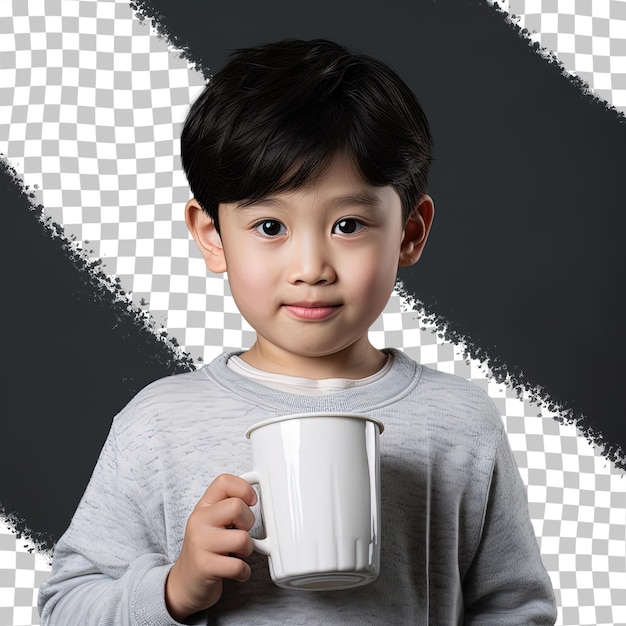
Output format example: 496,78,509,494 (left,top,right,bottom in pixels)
225,257,268,305
346,253,398,300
